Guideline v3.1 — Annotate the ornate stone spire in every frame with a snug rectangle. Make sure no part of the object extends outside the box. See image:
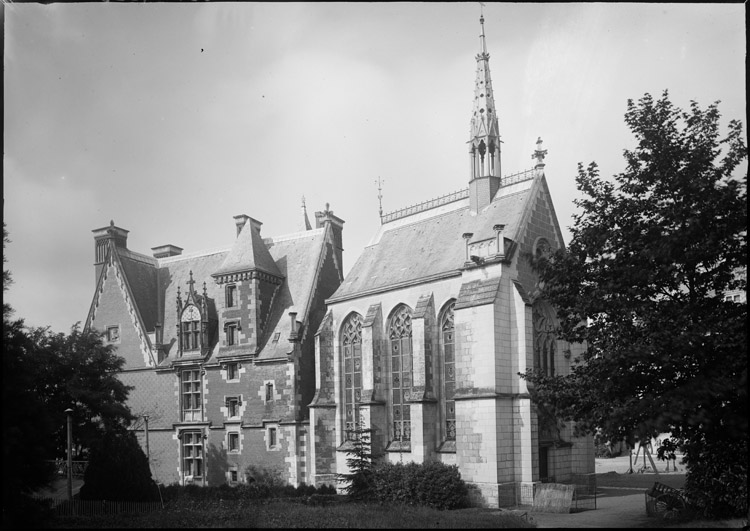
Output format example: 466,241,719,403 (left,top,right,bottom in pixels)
468,13,502,213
